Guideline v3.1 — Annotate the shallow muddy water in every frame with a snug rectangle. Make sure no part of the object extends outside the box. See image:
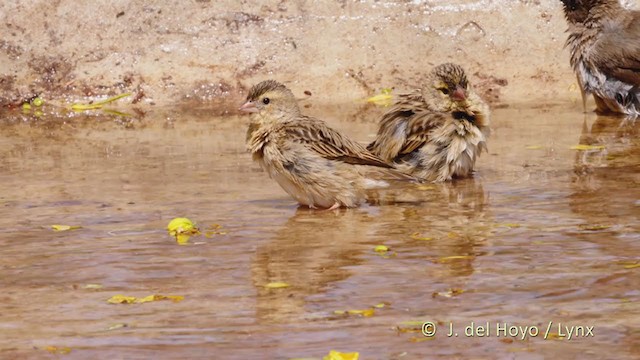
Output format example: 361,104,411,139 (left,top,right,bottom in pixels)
0,102,639,359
